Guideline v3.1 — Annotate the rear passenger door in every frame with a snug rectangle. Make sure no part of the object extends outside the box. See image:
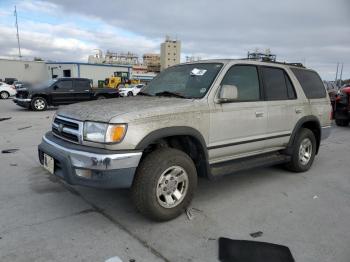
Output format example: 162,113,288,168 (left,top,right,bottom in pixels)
261,66,298,149
73,79,91,102
51,79,75,105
